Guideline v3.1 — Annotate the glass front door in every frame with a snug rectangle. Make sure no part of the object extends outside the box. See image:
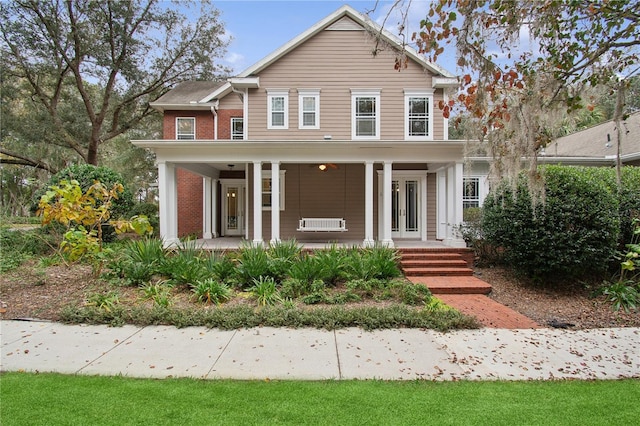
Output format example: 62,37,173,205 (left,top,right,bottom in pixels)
392,178,420,238
223,183,245,236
